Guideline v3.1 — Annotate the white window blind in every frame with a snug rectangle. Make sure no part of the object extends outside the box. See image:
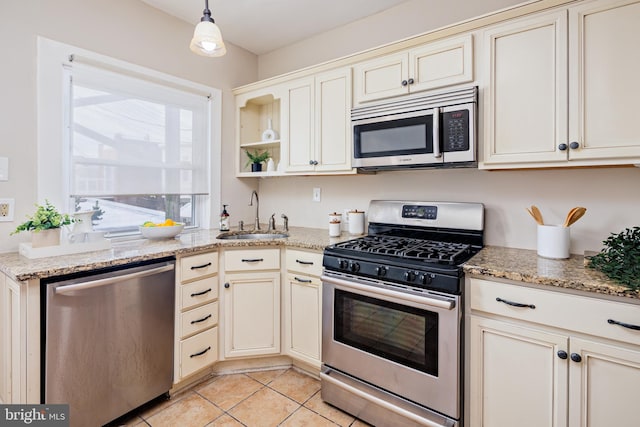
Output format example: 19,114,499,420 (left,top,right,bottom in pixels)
68,62,211,197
